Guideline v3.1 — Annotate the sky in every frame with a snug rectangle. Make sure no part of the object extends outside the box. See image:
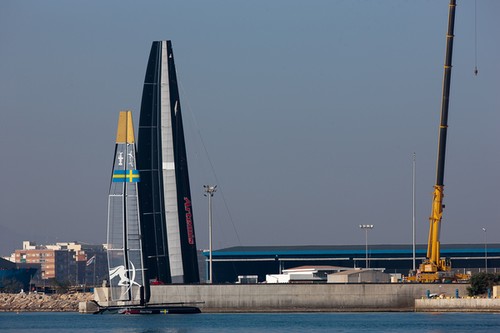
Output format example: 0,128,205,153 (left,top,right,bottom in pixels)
1,0,499,256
